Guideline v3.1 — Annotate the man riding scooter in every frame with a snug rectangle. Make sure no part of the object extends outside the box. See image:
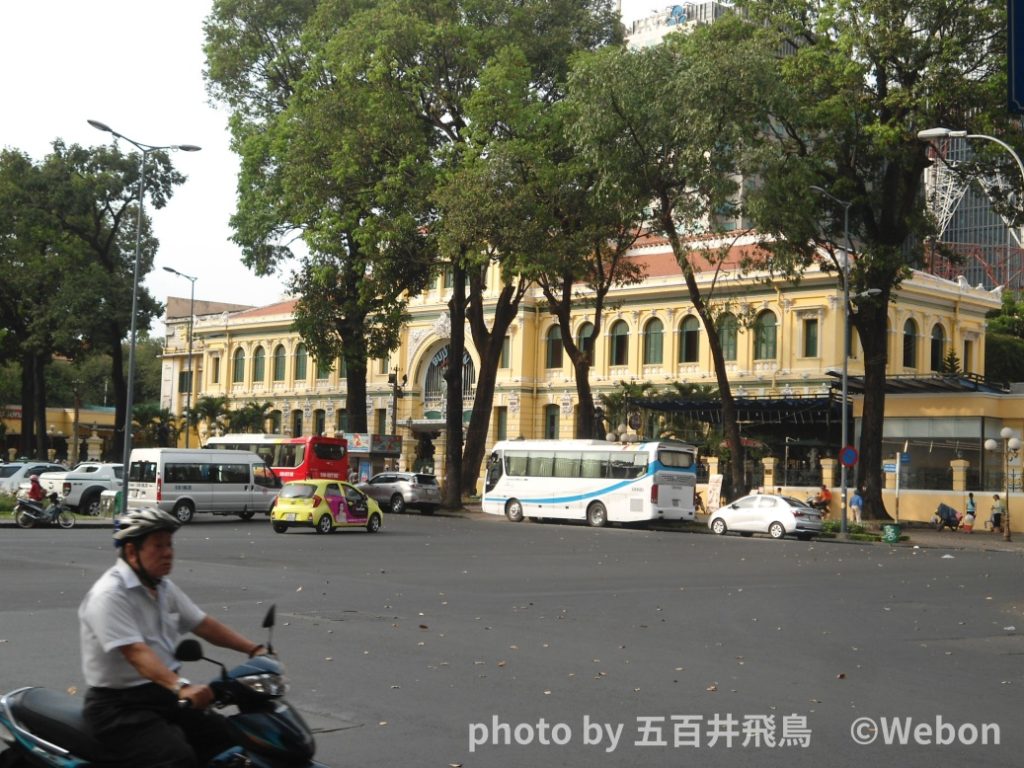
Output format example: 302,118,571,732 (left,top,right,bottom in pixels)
809,484,832,516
